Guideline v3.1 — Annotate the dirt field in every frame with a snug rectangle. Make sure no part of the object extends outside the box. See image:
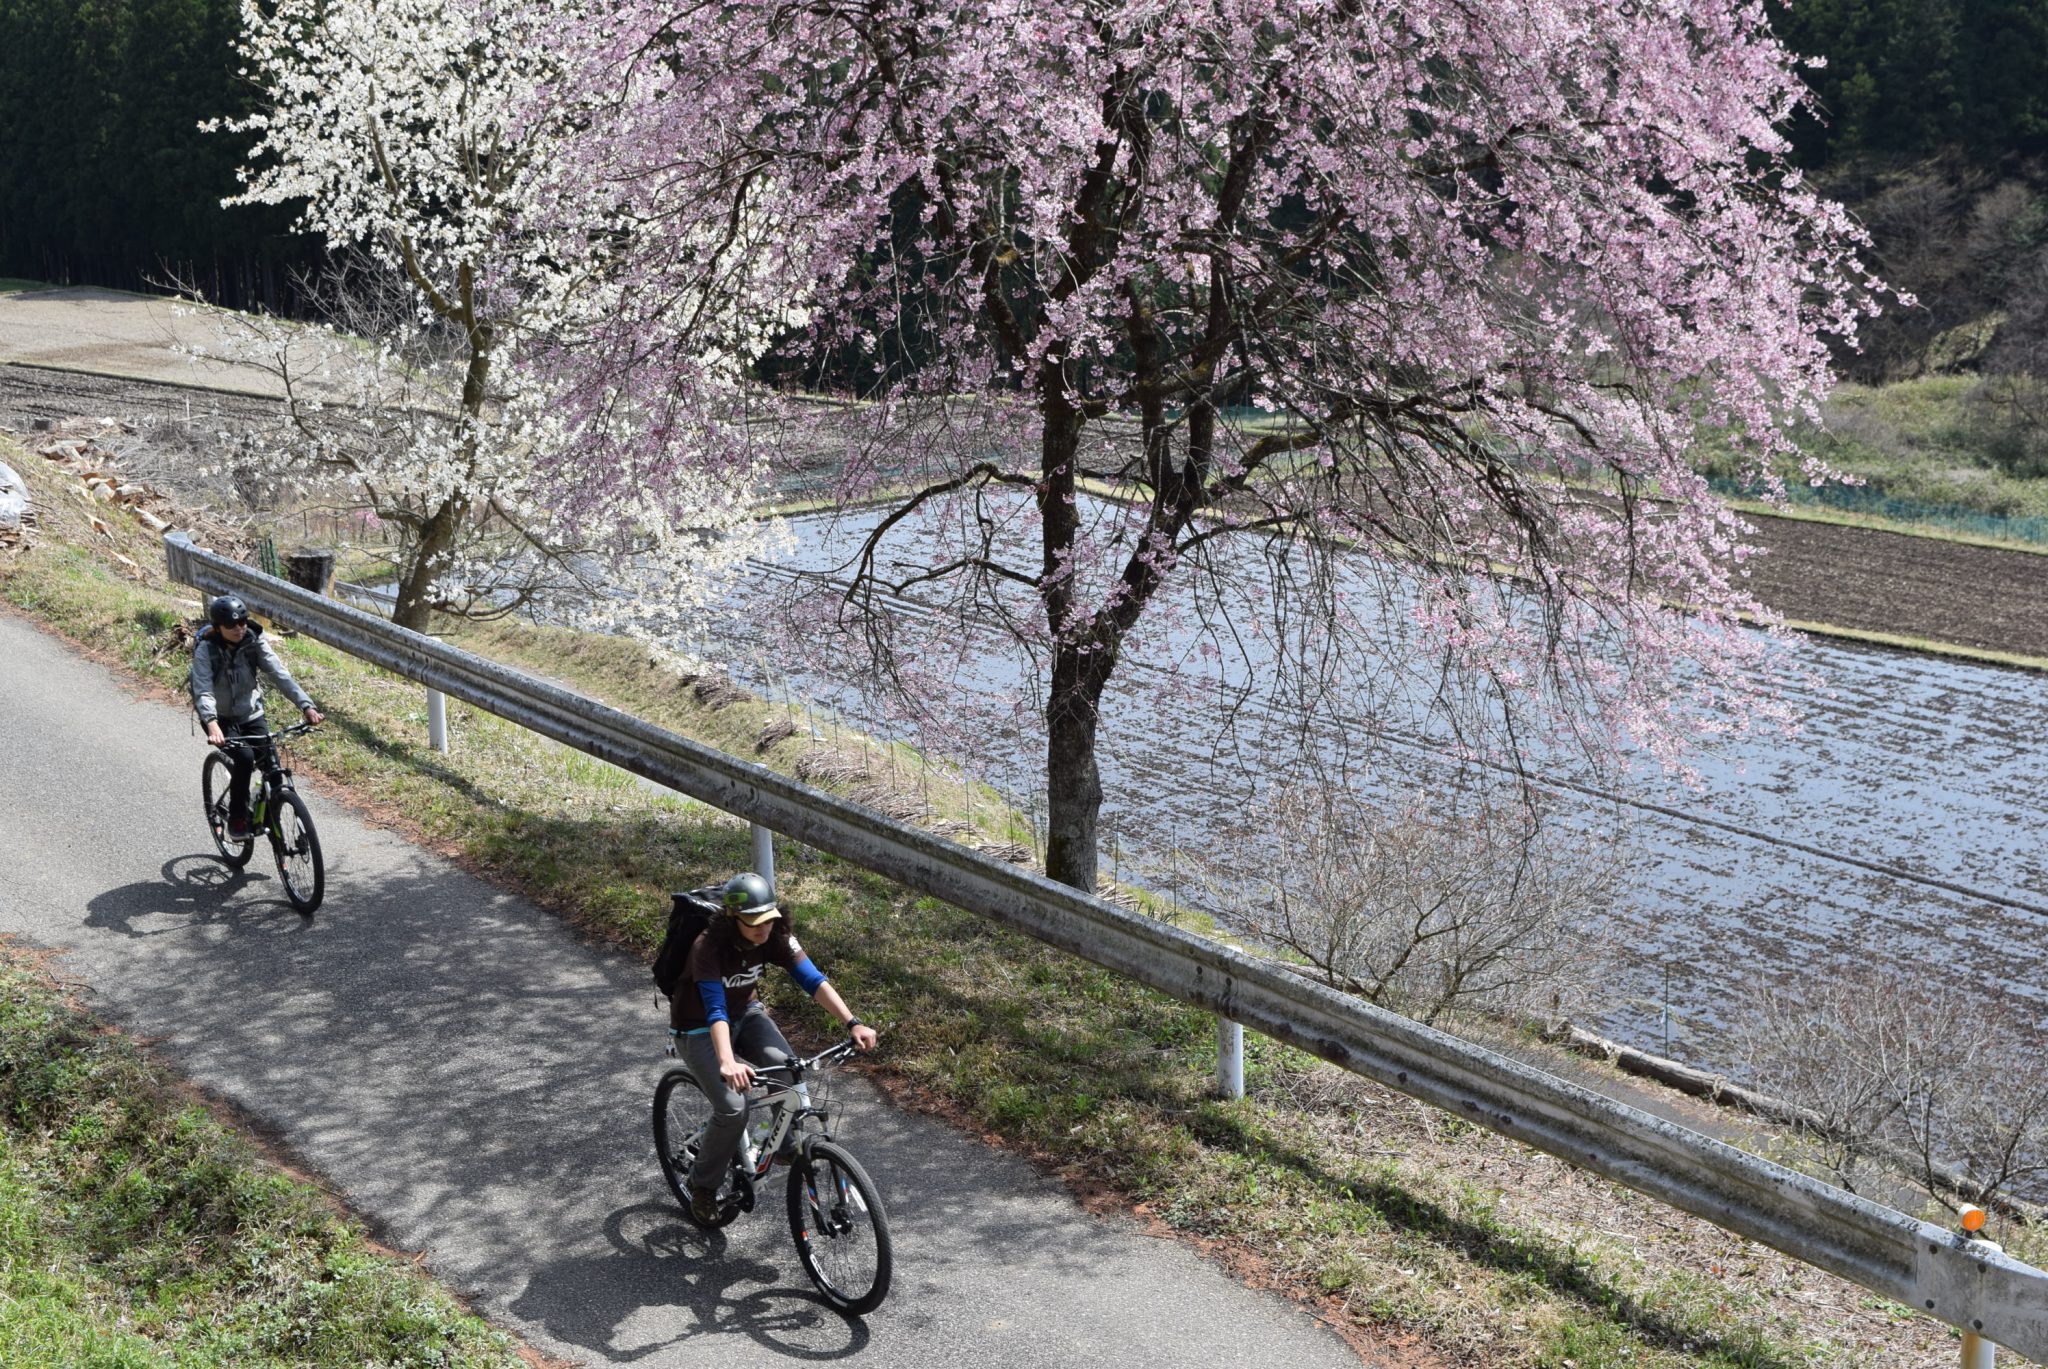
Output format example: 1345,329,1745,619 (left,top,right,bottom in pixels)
0,284,290,393
1742,512,2048,661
